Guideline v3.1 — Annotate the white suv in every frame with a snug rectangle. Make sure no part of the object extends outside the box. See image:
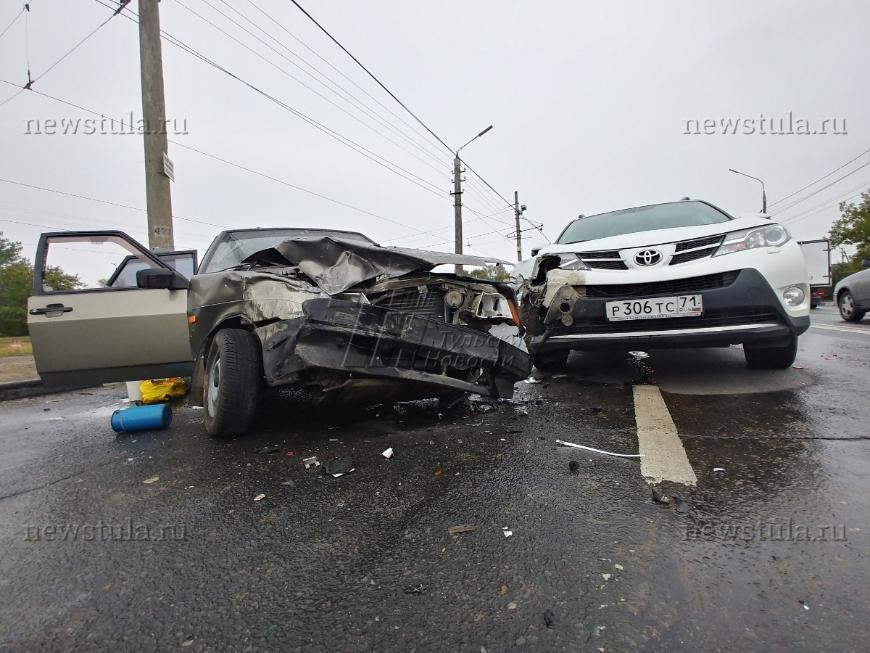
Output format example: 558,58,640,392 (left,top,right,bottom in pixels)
515,199,810,370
